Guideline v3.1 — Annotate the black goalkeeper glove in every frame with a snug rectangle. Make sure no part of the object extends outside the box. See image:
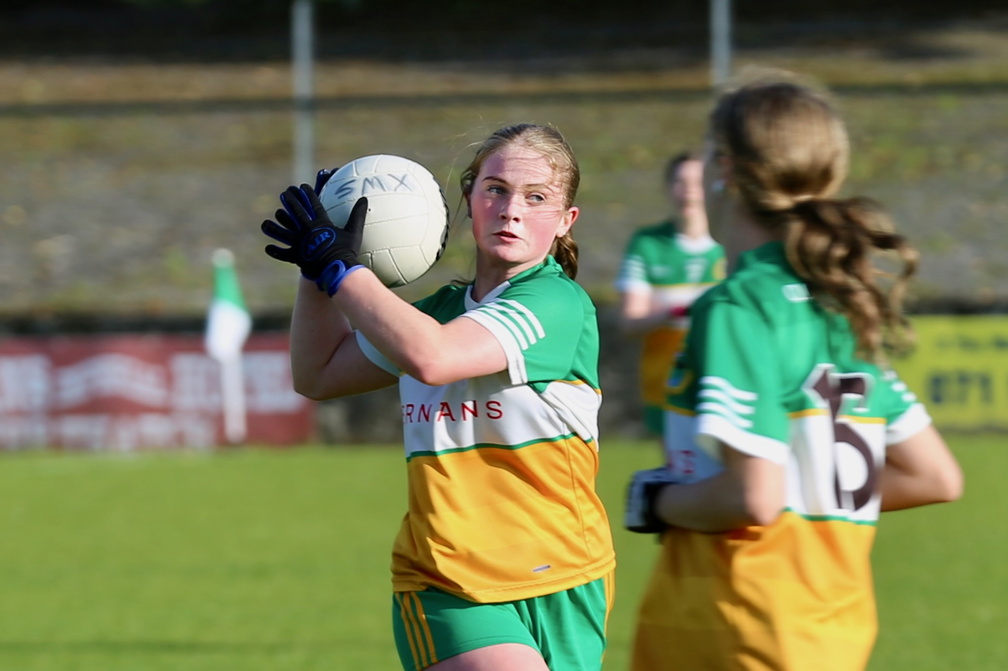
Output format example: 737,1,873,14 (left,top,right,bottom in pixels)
261,184,368,296
624,466,680,534
313,167,336,196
